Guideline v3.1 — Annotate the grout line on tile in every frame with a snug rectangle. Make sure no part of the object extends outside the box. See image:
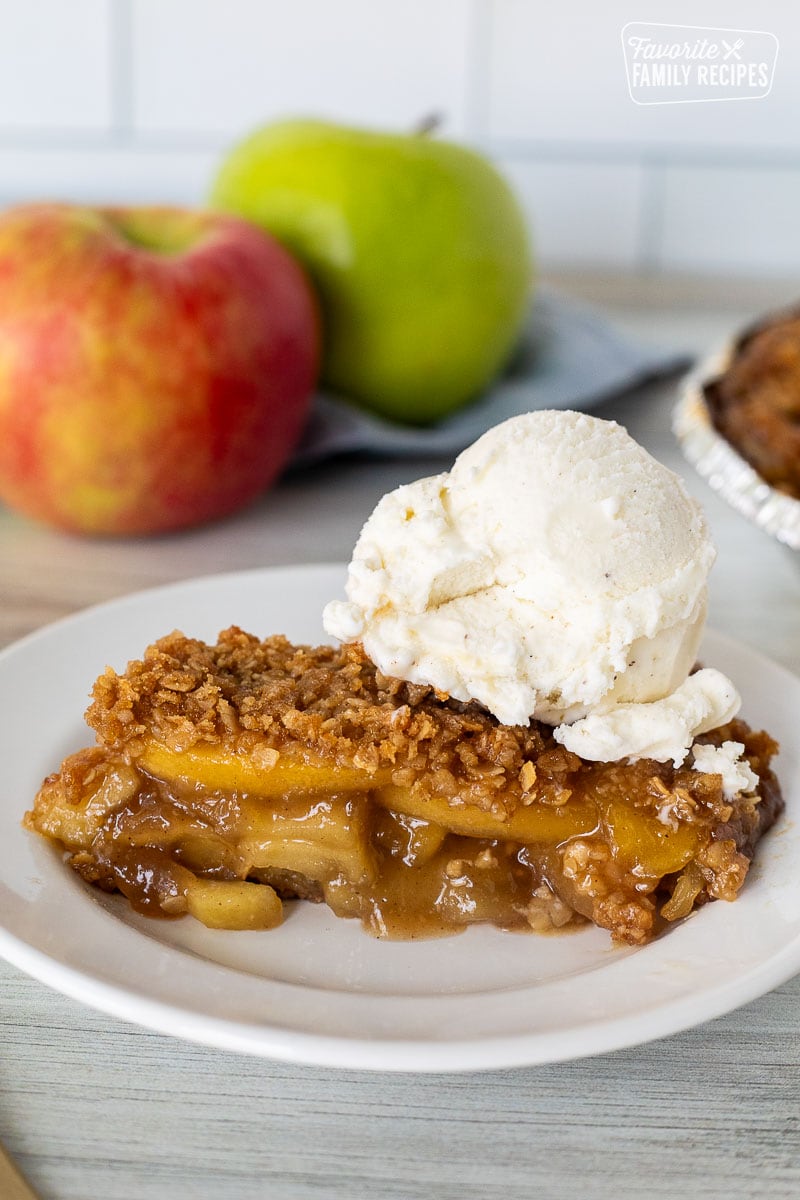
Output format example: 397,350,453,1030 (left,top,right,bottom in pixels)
3,132,800,176
478,139,800,171
463,0,493,140
0,131,227,153
109,0,134,140
636,162,666,276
